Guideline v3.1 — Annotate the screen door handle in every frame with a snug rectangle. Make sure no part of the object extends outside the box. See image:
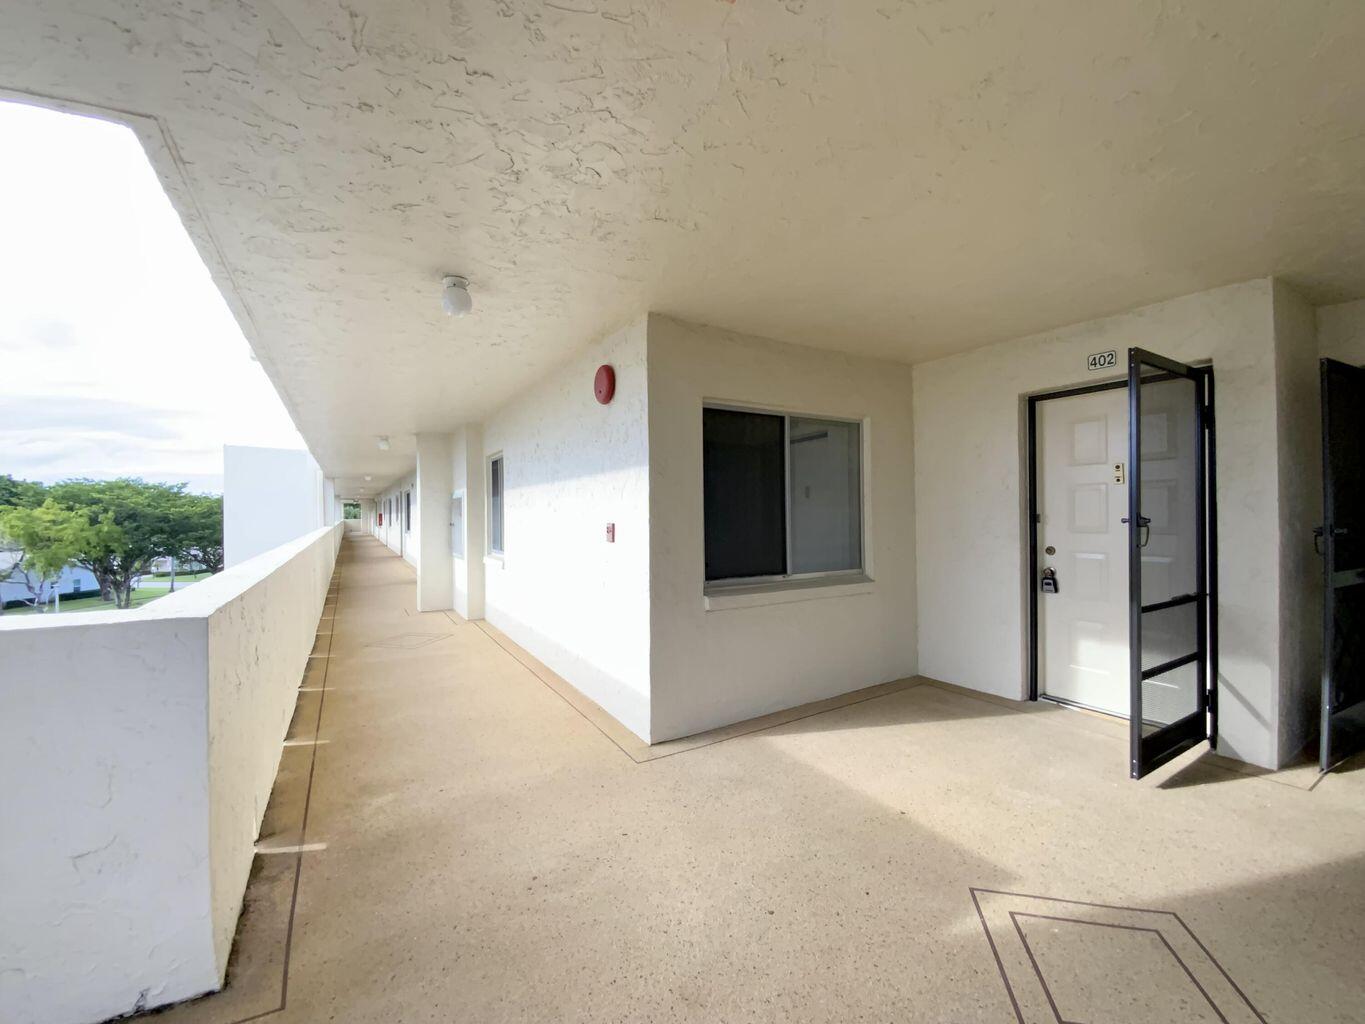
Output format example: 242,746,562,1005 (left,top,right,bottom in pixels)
1122,516,1151,547
1316,525,1347,556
